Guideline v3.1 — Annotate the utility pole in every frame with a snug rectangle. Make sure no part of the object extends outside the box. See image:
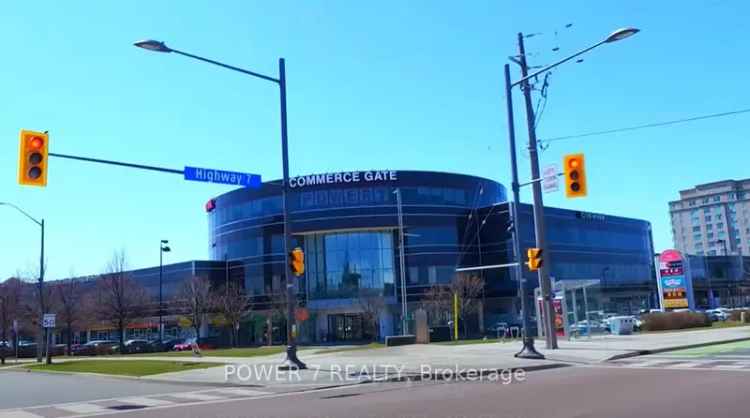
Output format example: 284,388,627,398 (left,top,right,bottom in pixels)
504,64,543,358
39,219,45,363
394,188,408,335
517,32,558,349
